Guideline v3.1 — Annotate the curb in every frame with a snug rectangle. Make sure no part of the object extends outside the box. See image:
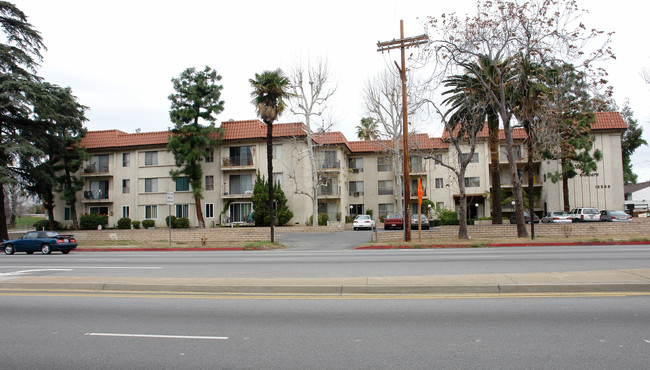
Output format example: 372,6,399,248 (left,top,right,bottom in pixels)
1,281,649,295
356,240,650,249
